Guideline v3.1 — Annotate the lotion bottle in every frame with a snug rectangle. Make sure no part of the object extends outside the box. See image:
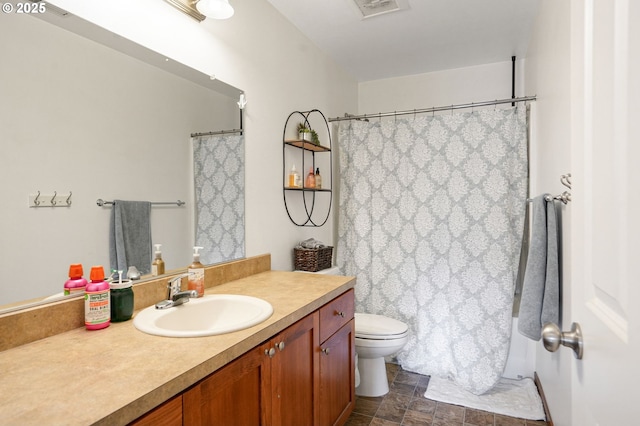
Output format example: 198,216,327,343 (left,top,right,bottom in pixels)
188,246,205,297
85,266,110,330
288,164,300,188
151,244,165,276
315,168,322,189
64,263,87,295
